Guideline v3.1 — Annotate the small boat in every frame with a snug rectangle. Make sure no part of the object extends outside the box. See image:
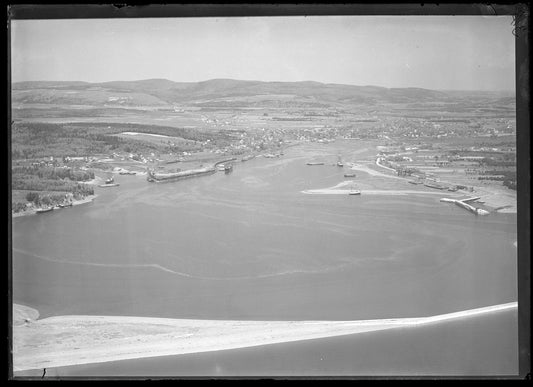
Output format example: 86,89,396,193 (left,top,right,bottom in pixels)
36,207,54,213
105,177,114,184
344,173,356,178
307,162,324,166
98,183,120,188
224,164,233,174
217,164,226,171
349,183,361,195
